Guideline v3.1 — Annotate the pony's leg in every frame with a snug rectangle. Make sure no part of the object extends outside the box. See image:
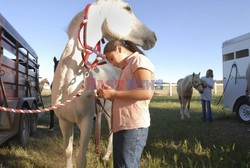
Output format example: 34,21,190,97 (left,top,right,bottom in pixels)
59,119,74,168
179,96,184,120
186,98,191,118
183,98,188,119
76,113,94,168
102,111,112,161
94,104,102,154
